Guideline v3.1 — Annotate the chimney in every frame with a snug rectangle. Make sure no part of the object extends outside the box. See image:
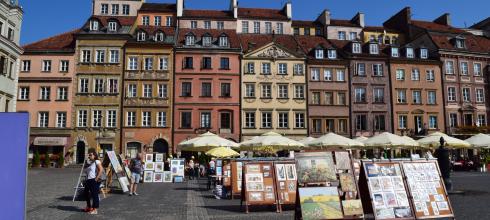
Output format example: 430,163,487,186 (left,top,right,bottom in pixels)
352,12,365,28
434,13,451,26
384,7,411,33
284,1,292,20
316,9,331,26
177,0,184,17
230,0,238,19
